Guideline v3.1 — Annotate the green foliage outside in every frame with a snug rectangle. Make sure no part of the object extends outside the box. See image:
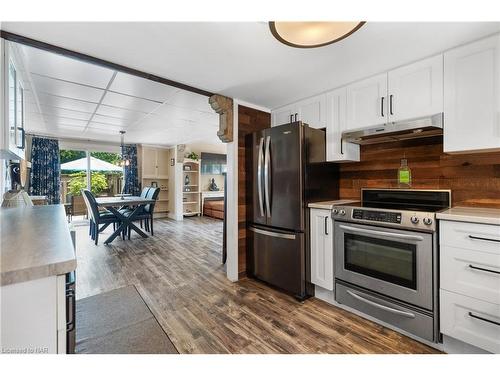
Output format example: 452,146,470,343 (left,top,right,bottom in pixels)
90,152,122,165
67,171,108,196
60,150,86,164
60,150,122,165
